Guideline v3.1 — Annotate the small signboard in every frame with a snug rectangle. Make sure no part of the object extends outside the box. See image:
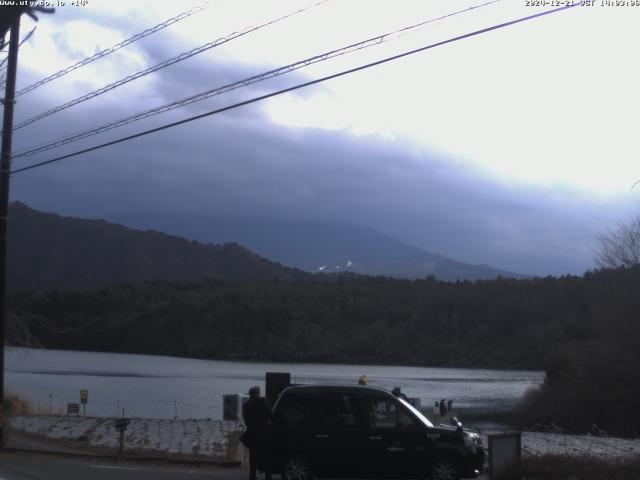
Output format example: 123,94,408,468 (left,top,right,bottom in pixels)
67,403,80,415
115,418,130,431
80,389,88,404
266,372,291,405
